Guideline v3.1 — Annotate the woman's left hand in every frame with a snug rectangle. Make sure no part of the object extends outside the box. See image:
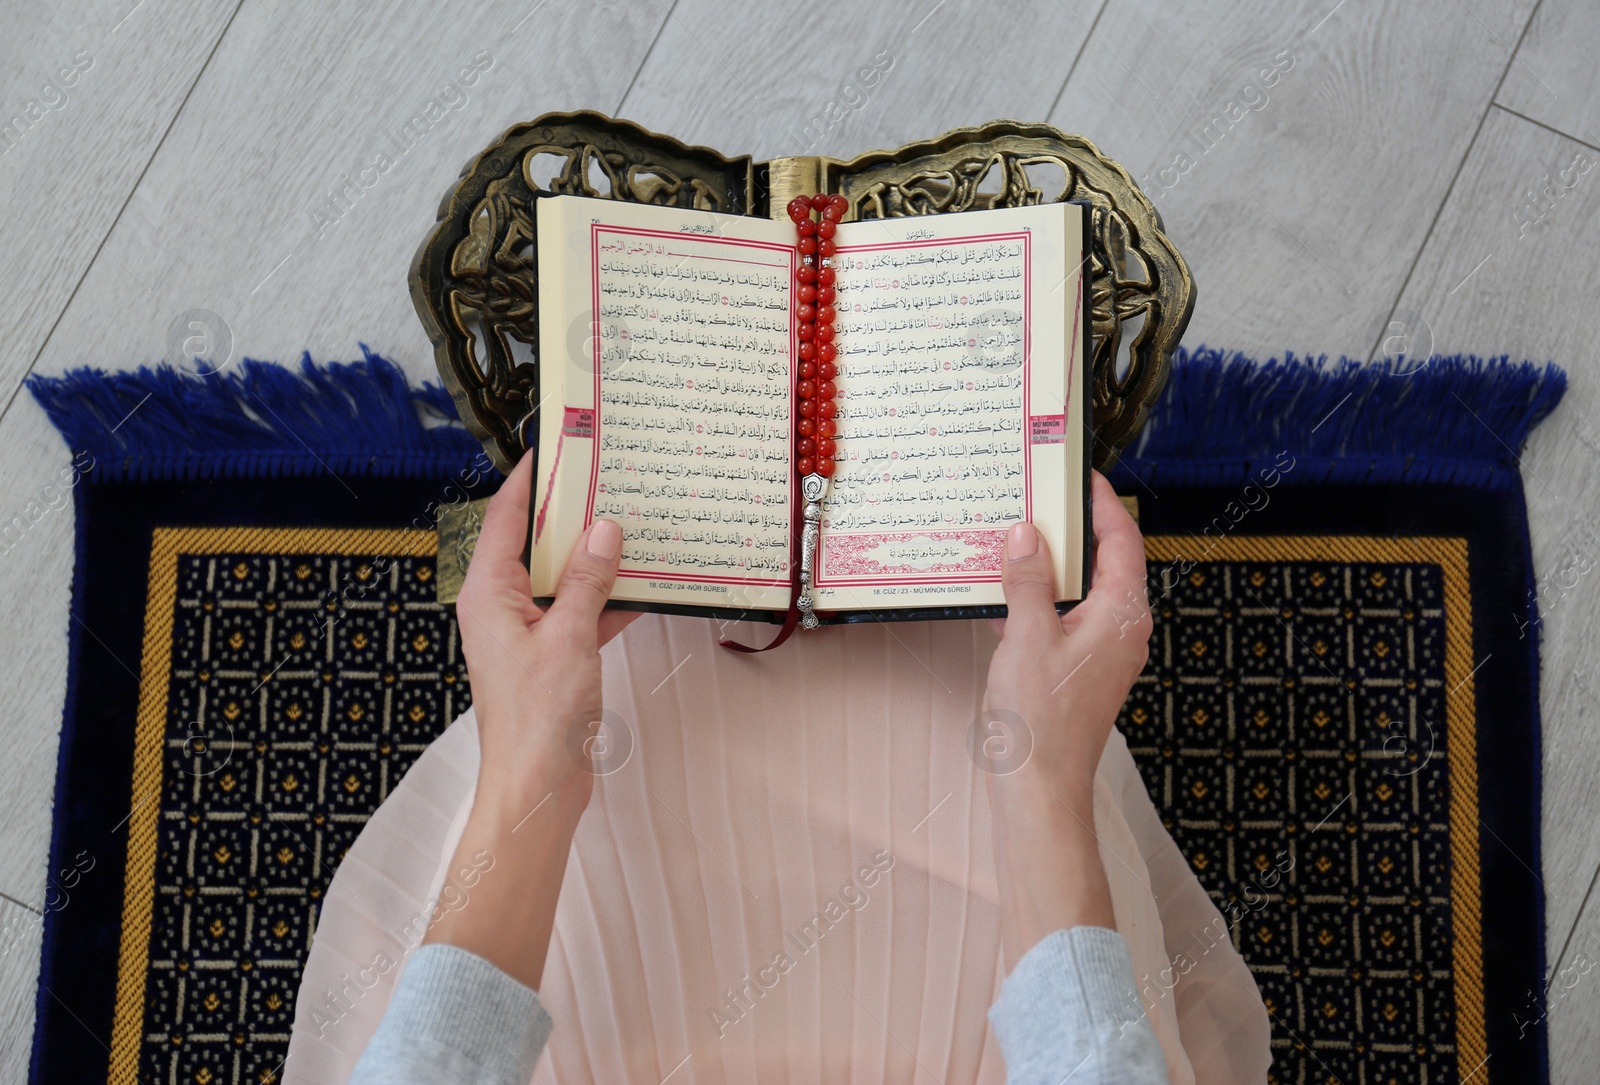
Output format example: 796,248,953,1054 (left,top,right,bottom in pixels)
424,452,638,989
452,451,638,807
